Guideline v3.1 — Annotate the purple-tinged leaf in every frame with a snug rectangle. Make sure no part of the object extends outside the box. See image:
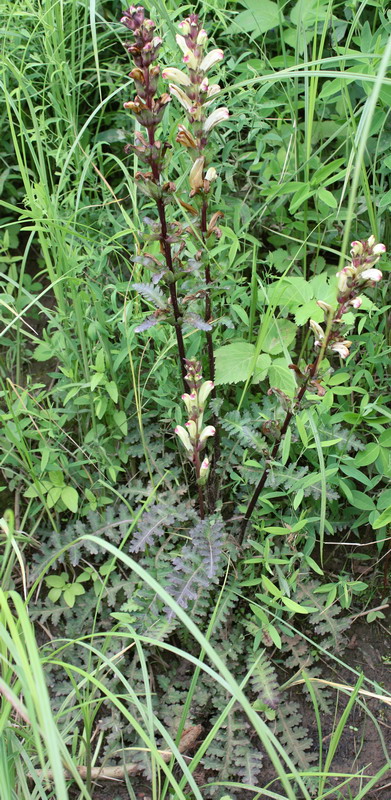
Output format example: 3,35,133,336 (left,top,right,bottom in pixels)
135,316,160,333
151,270,167,284
184,313,212,332
132,282,167,309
